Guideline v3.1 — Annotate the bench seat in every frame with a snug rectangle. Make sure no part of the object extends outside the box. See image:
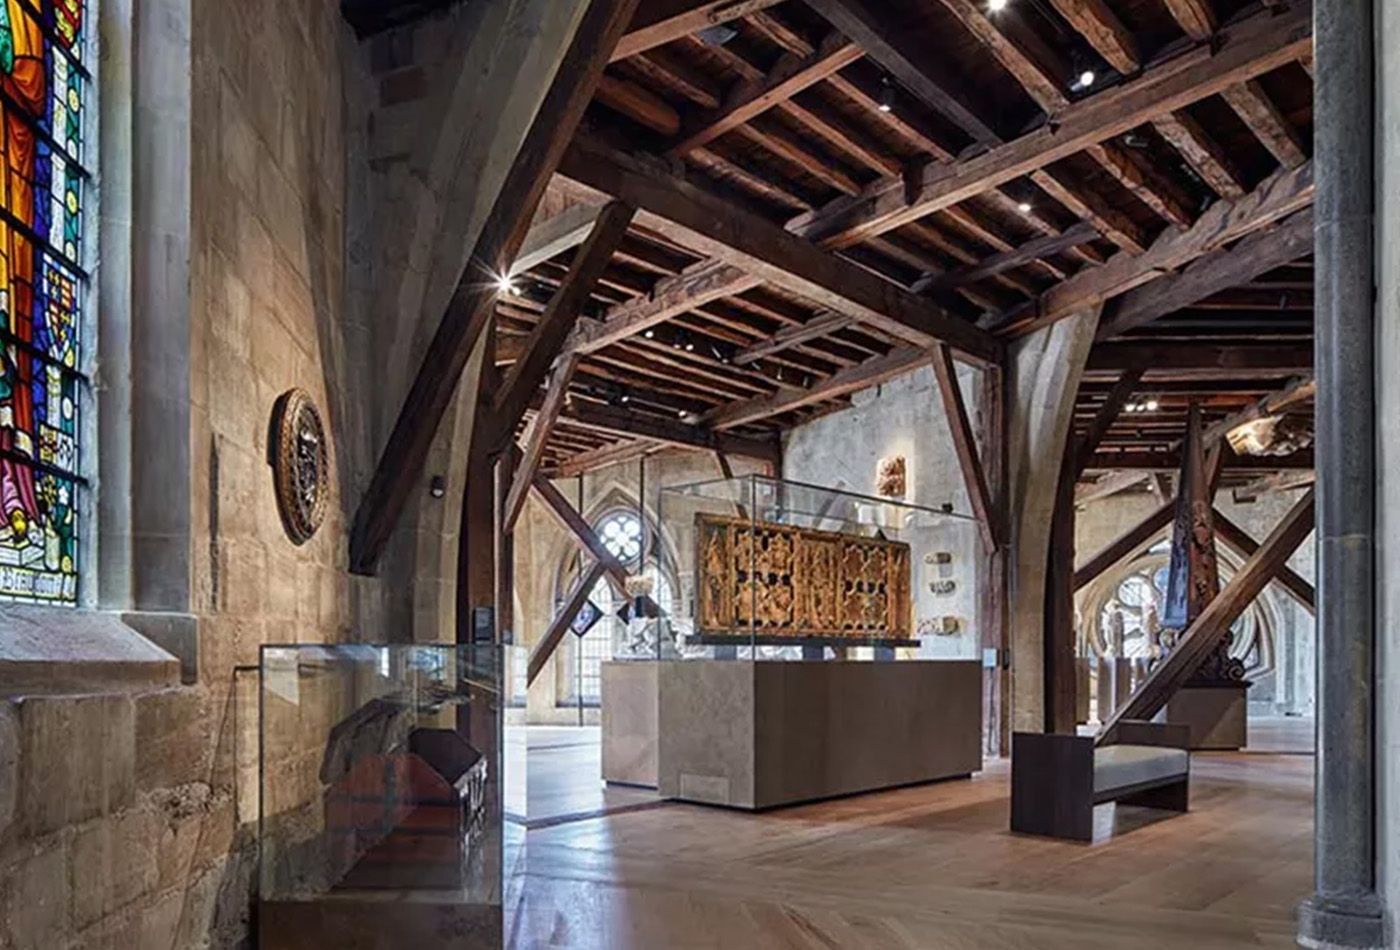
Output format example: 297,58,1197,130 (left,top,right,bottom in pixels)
1011,721,1190,841
1093,744,1190,795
